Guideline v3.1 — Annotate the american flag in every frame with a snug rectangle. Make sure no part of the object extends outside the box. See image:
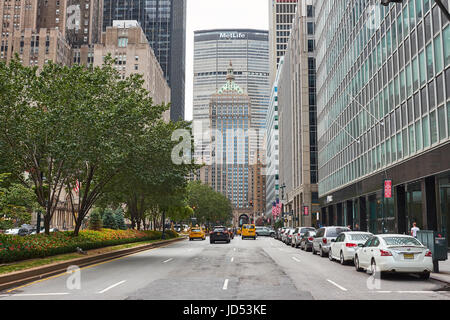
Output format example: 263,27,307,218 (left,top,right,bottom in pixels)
73,179,80,193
